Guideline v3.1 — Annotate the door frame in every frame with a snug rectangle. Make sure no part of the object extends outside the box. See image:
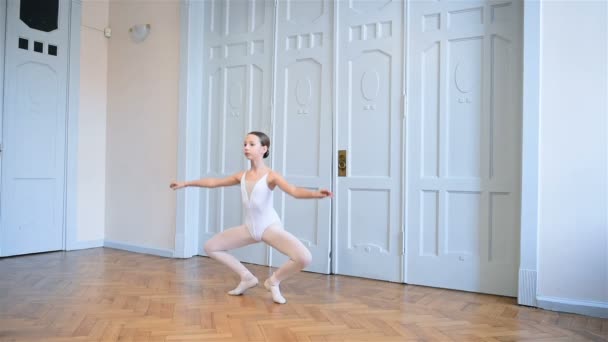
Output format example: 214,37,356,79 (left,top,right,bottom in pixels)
64,0,82,251
175,0,543,306
0,0,82,253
